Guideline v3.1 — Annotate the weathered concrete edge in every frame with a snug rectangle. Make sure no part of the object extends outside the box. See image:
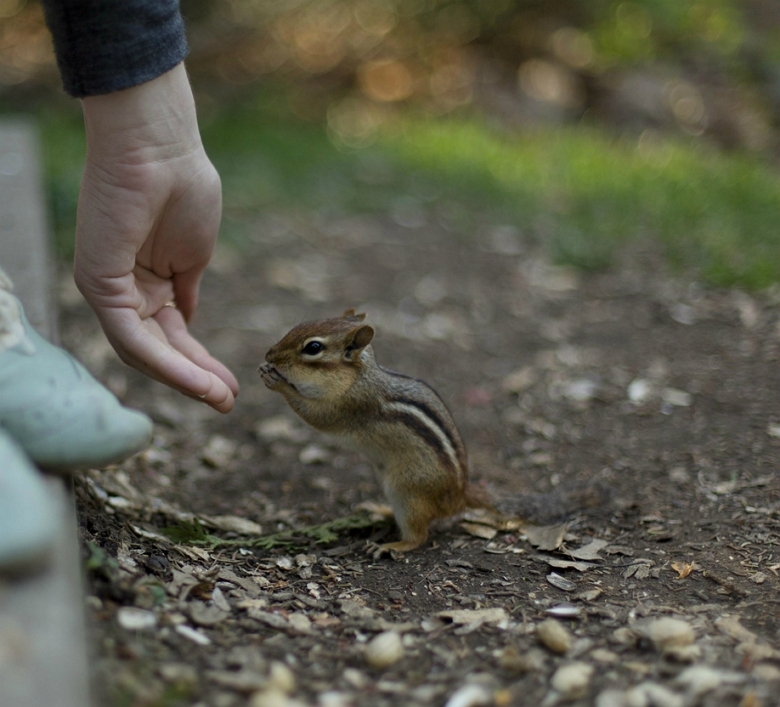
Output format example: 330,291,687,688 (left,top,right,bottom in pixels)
0,119,92,707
